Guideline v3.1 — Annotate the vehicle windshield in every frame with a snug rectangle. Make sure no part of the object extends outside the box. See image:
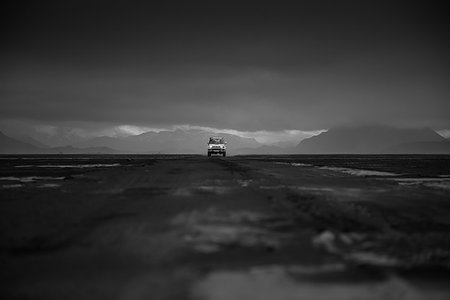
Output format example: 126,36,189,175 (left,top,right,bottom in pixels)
209,138,224,144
